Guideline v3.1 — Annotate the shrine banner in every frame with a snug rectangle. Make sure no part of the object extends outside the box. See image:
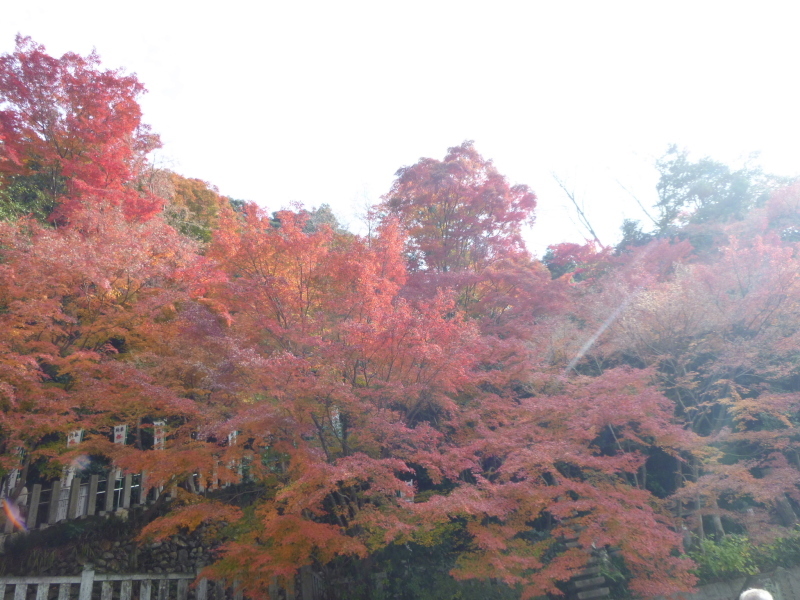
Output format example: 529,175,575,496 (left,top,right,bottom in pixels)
153,421,166,450
113,424,127,445
67,429,83,447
